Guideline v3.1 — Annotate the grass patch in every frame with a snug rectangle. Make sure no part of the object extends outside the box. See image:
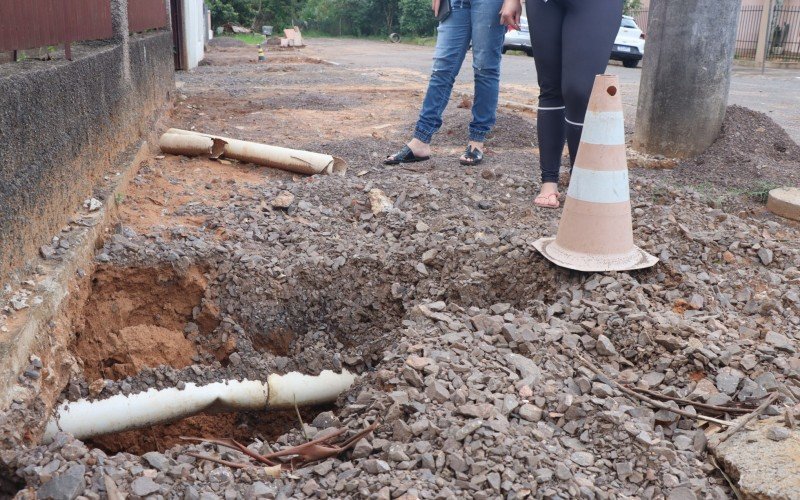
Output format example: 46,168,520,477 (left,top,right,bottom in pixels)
401,36,437,47
301,32,438,47
221,33,267,45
